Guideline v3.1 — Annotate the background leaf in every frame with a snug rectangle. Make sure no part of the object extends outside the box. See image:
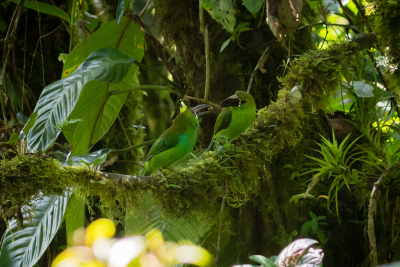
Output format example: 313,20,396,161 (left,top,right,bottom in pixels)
125,192,212,244
61,17,145,156
116,0,125,25
0,194,69,267
249,255,276,266
353,81,375,97
64,194,85,247
201,0,236,33
243,0,264,13
12,0,70,22
23,47,133,152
